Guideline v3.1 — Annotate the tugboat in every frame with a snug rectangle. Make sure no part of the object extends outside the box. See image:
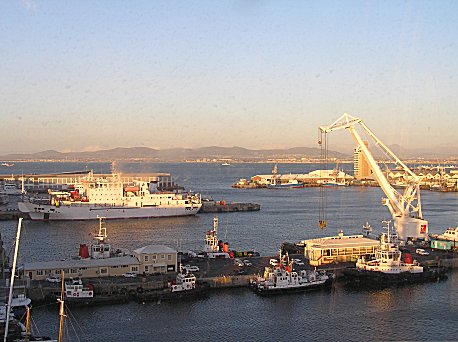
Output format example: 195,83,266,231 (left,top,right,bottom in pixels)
343,221,448,287
170,268,197,293
135,267,209,302
250,252,332,295
64,278,94,303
